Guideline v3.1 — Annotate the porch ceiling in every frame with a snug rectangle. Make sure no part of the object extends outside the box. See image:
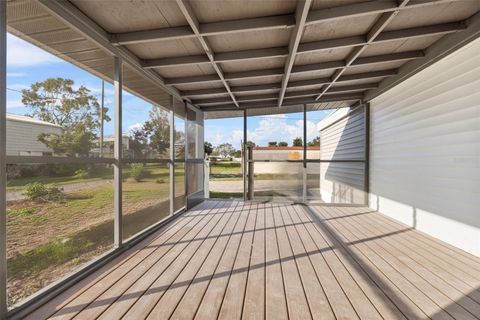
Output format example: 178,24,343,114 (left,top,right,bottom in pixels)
5,0,480,118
